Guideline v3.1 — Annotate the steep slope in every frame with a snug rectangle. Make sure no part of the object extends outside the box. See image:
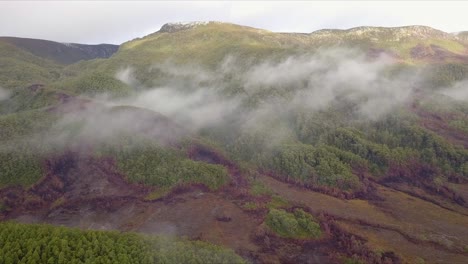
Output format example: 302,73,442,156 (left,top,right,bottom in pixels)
0,36,118,64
